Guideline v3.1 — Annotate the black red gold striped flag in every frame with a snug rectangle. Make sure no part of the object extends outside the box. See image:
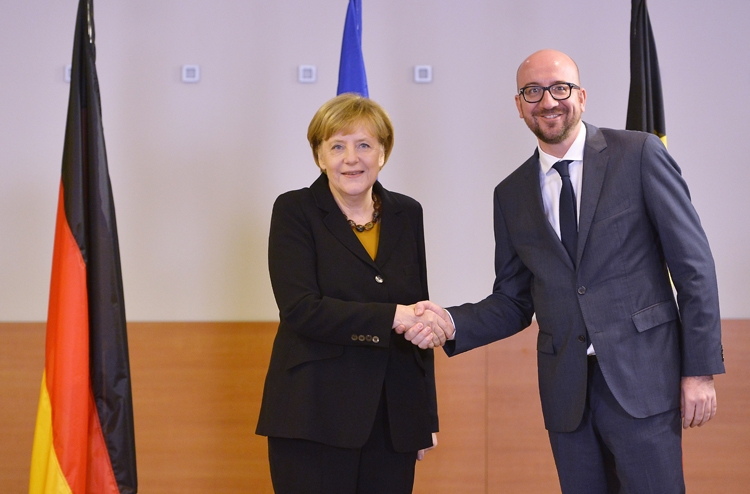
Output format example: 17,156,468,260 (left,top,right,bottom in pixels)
626,0,667,147
29,0,137,492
